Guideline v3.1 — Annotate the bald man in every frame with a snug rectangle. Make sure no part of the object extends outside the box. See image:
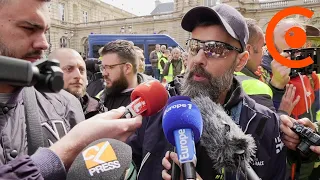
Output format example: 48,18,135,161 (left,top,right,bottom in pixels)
49,48,106,119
